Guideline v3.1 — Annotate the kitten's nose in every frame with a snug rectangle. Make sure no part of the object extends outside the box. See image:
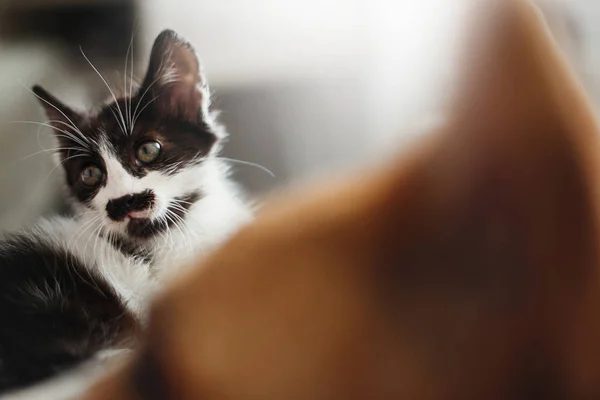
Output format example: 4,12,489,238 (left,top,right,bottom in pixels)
106,190,155,221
